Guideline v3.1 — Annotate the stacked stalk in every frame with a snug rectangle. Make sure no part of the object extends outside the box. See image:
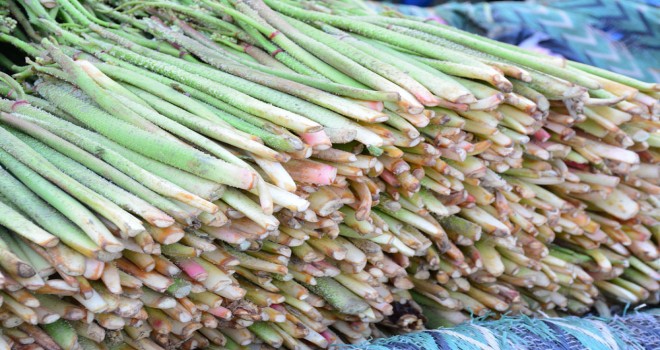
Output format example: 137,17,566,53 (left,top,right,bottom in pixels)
0,0,657,348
